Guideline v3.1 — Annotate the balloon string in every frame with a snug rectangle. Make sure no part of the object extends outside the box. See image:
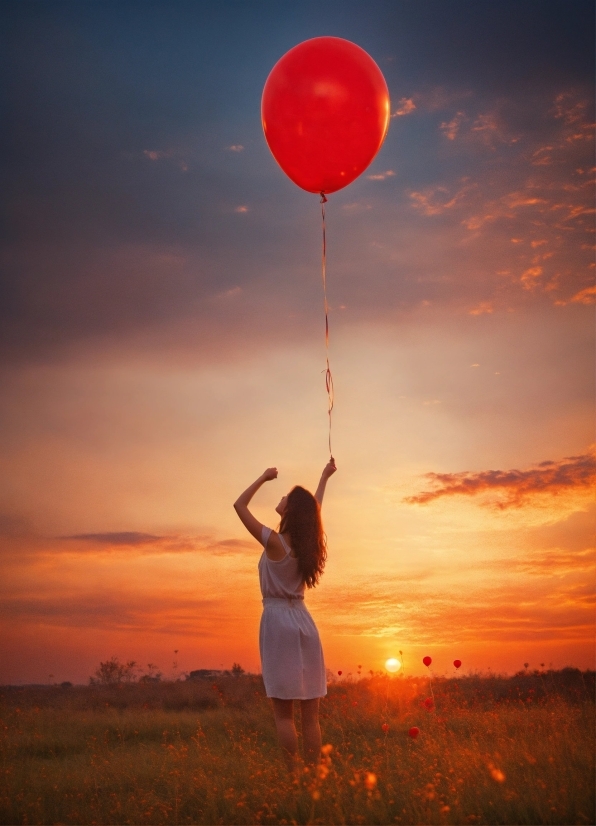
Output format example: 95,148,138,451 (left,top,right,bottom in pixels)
320,192,334,459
